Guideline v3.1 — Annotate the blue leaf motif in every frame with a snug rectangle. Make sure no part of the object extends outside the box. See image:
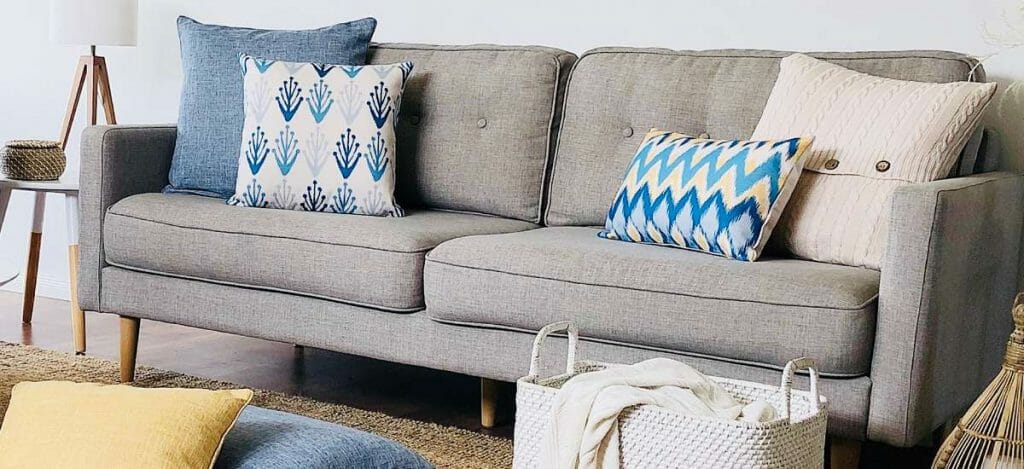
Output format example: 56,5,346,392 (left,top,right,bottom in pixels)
340,65,362,78
272,125,301,176
313,63,335,78
245,127,269,175
367,82,392,129
366,131,389,182
241,178,269,208
333,128,361,178
301,180,328,212
306,79,334,124
254,59,274,73
330,183,358,214
275,77,304,122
